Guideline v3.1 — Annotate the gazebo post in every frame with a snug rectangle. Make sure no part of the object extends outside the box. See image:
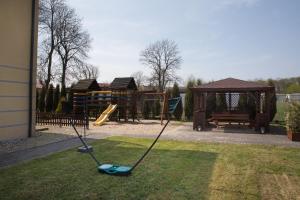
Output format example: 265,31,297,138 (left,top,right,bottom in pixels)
255,91,271,133
198,92,206,130
229,93,232,111
125,90,128,122
254,92,261,131
265,91,271,132
193,92,200,130
193,91,206,130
